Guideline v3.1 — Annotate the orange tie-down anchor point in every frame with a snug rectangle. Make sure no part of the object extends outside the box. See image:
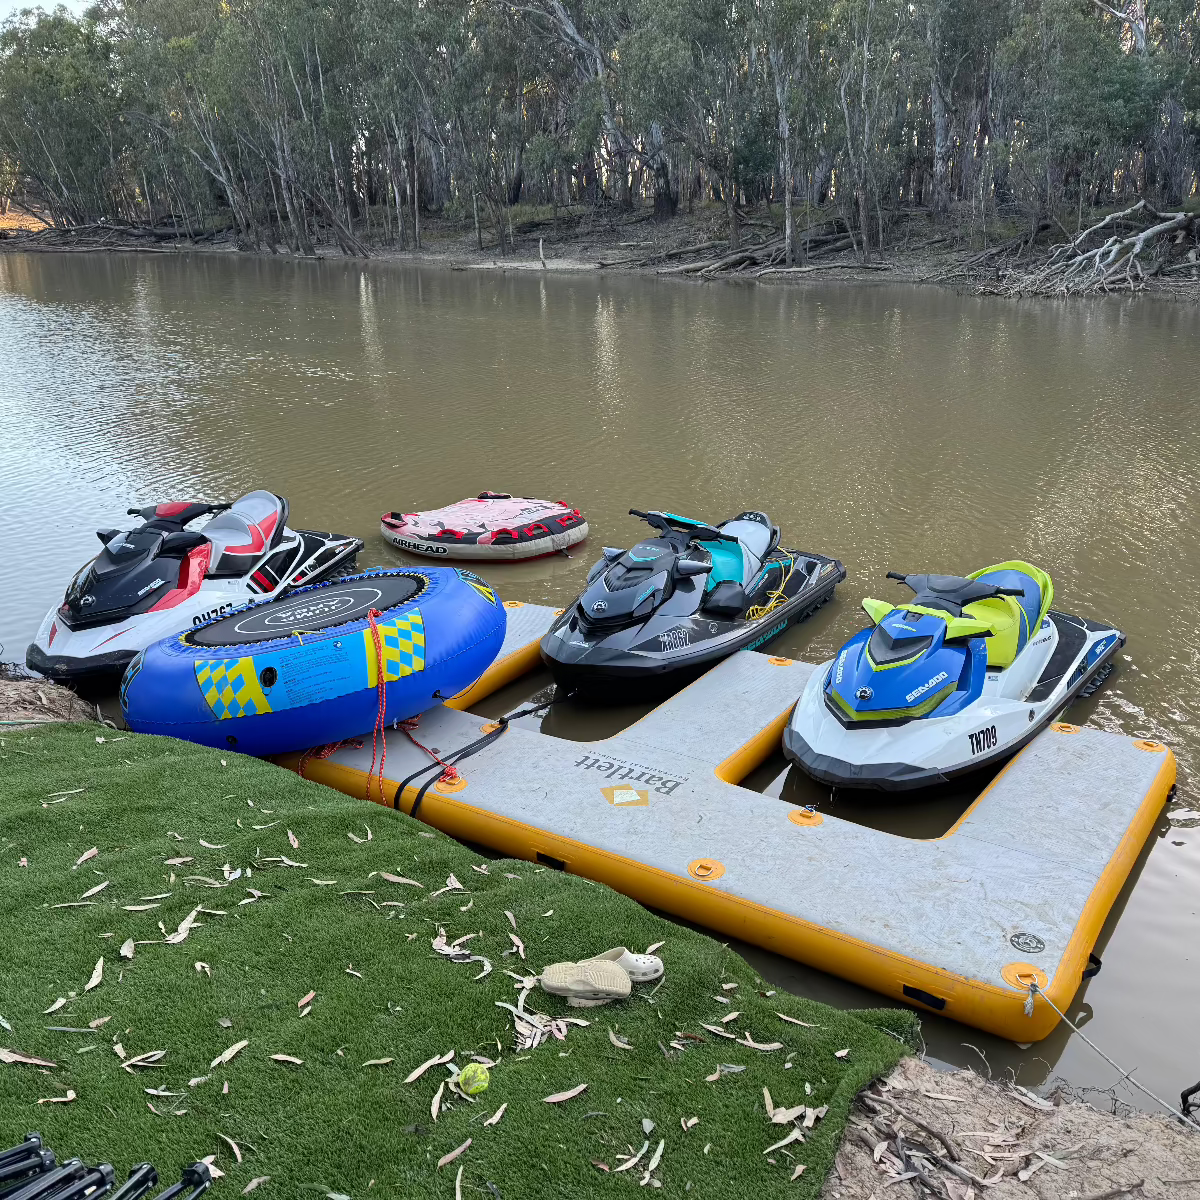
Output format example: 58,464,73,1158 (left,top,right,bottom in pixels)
433,773,468,794
687,858,726,882
1001,962,1048,991
788,807,823,827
